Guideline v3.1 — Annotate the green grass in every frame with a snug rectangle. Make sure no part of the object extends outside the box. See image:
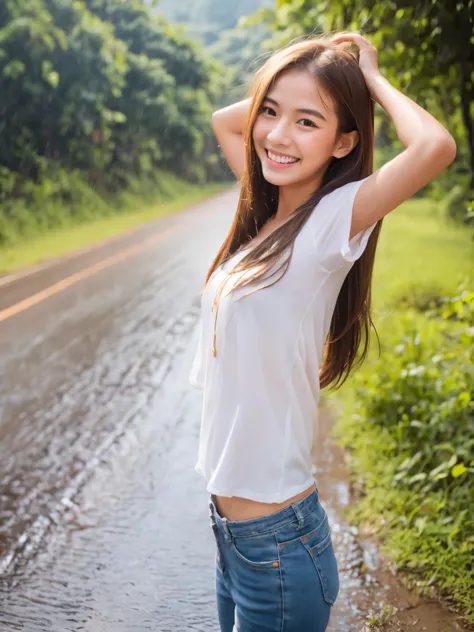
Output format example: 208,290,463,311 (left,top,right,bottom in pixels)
371,197,472,309
348,196,473,347
0,181,230,277
324,195,474,626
